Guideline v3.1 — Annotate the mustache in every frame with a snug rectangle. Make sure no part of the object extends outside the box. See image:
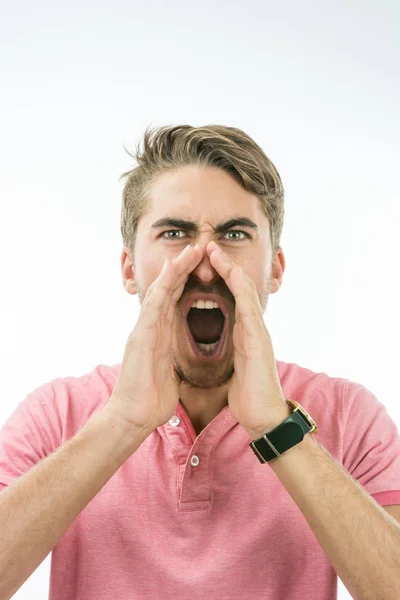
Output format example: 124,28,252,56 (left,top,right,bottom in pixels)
181,277,235,303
